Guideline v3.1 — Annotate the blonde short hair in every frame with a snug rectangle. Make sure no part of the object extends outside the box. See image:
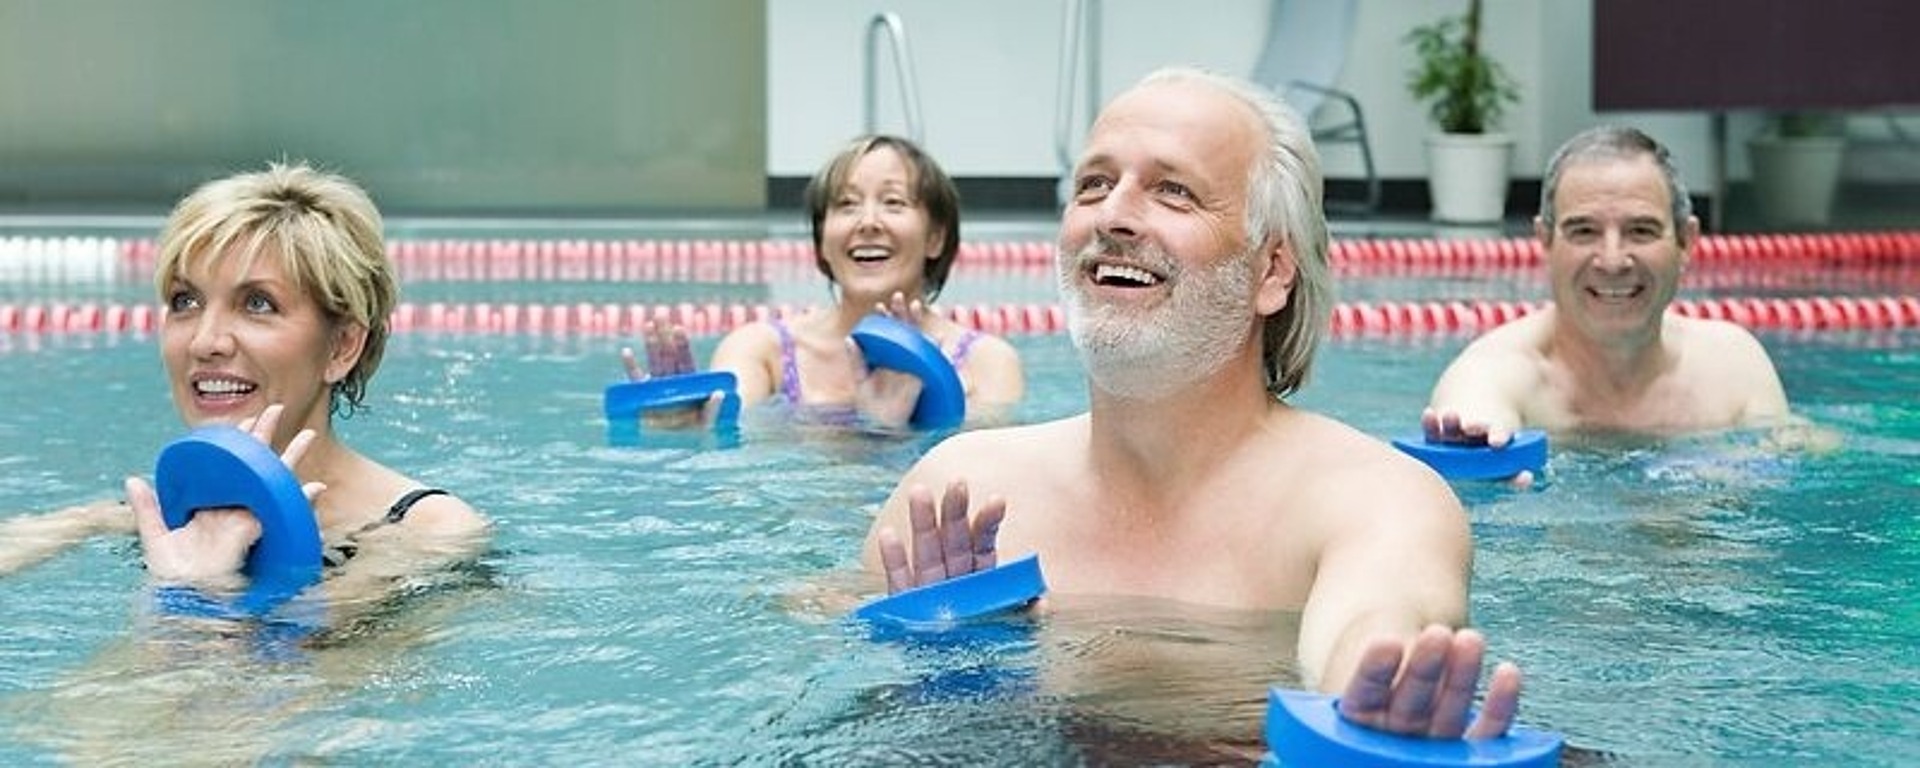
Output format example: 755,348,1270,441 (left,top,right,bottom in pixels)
153,162,395,416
